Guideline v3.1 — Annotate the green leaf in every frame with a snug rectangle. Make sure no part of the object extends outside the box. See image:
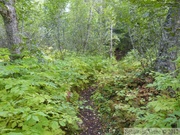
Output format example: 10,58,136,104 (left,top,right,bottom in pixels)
5,83,13,90
22,125,29,130
11,122,17,128
18,122,23,127
174,111,180,117
35,112,47,116
0,111,8,117
50,121,59,130
26,115,31,121
32,116,39,122
59,121,66,127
